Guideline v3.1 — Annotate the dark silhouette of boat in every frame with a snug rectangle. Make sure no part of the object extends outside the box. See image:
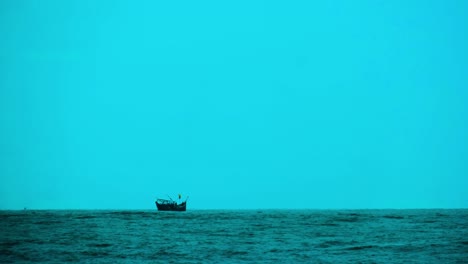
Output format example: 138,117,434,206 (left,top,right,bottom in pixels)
155,195,188,211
